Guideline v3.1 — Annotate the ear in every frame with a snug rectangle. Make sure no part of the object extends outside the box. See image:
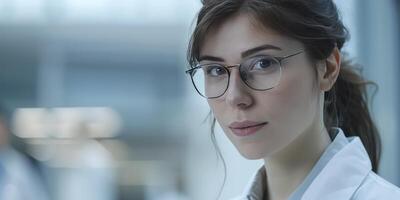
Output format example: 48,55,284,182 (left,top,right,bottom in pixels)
318,47,341,91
